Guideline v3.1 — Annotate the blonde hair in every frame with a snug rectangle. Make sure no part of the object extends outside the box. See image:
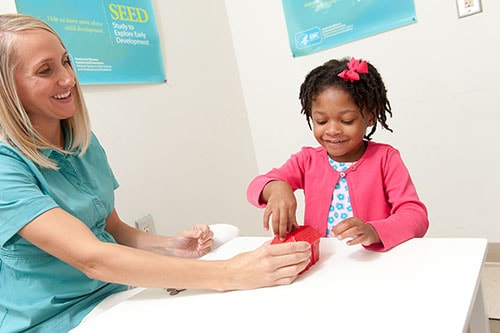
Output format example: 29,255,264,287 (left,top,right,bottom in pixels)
0,13,91,169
